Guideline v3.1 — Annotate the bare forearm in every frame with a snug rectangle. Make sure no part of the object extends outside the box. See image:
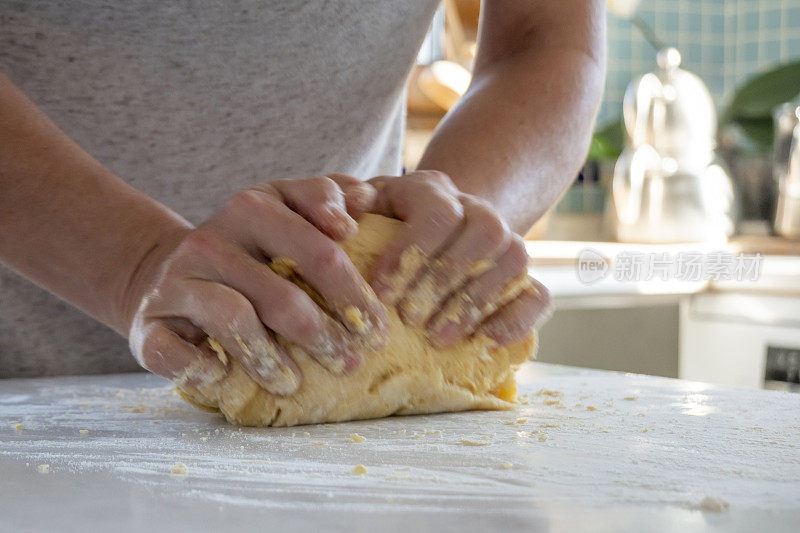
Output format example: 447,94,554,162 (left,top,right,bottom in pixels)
417,1,605,234
0,72,191,335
